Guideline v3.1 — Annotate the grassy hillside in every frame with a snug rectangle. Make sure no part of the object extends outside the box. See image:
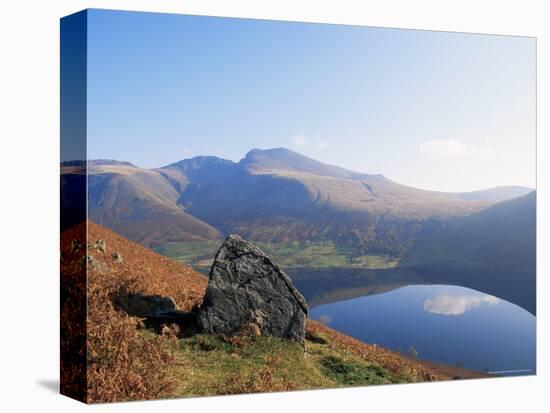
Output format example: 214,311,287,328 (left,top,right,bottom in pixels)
61,221,484,403
169,320,454,398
